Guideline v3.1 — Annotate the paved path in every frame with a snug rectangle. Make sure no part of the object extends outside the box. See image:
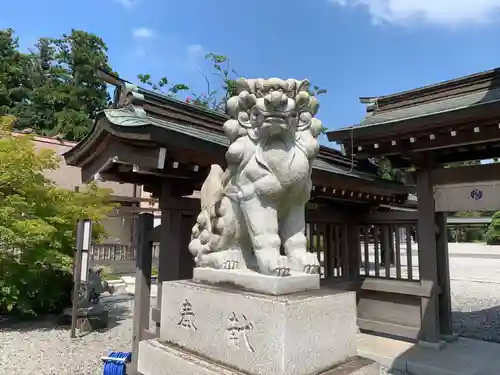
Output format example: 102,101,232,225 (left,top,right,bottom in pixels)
449,253,500,259
359,333,500,375
359,242,500,284
448,243,500,256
